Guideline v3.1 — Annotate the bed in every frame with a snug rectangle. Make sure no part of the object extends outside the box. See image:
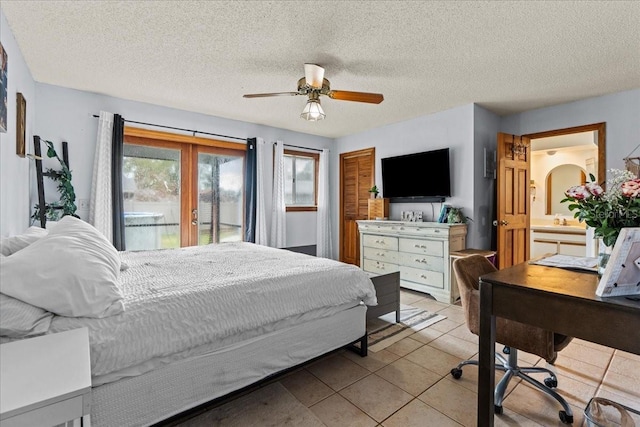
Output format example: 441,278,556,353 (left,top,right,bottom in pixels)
0,218,377,427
